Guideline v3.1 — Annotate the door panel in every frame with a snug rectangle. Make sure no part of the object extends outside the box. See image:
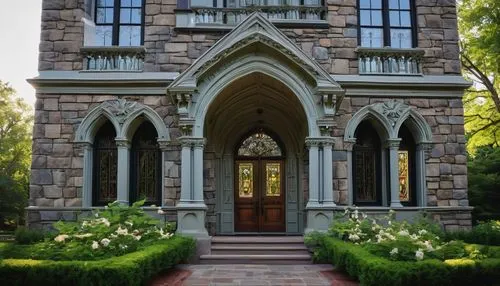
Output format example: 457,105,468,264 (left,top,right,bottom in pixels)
235,160,285,232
